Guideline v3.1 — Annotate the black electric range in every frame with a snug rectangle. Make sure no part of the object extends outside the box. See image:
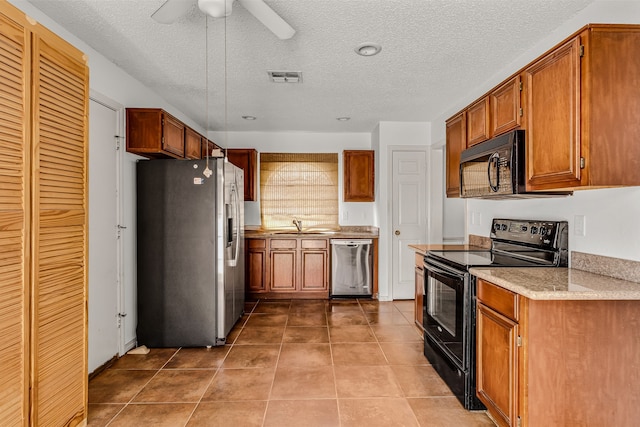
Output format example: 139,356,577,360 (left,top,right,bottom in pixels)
422,218,568,410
